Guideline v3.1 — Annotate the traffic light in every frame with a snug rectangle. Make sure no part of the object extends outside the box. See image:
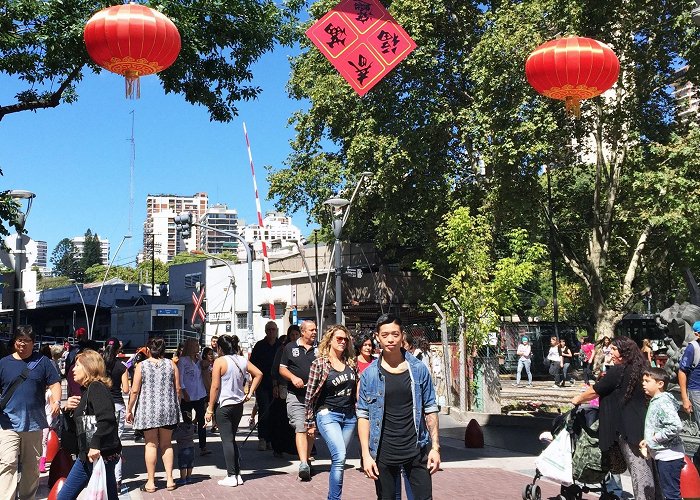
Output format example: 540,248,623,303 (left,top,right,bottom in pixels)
174,212,193,239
